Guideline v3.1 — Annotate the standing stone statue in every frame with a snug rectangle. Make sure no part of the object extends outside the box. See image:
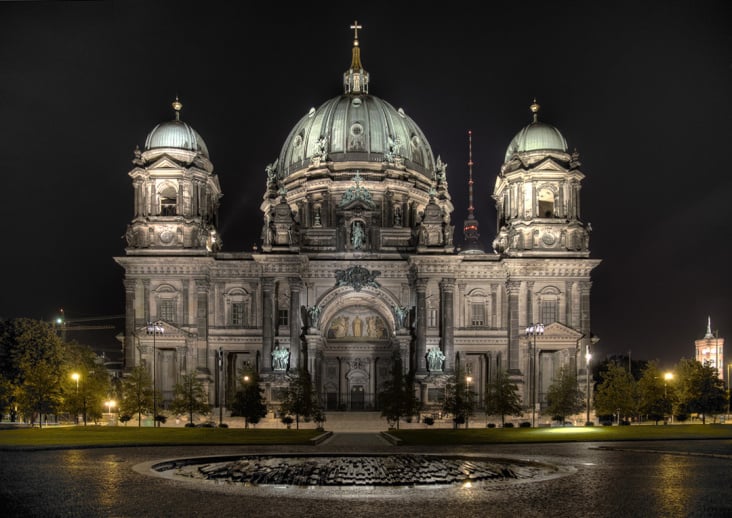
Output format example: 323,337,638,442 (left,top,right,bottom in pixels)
427,347,446,372
393,305,409,329
272,344,290,371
